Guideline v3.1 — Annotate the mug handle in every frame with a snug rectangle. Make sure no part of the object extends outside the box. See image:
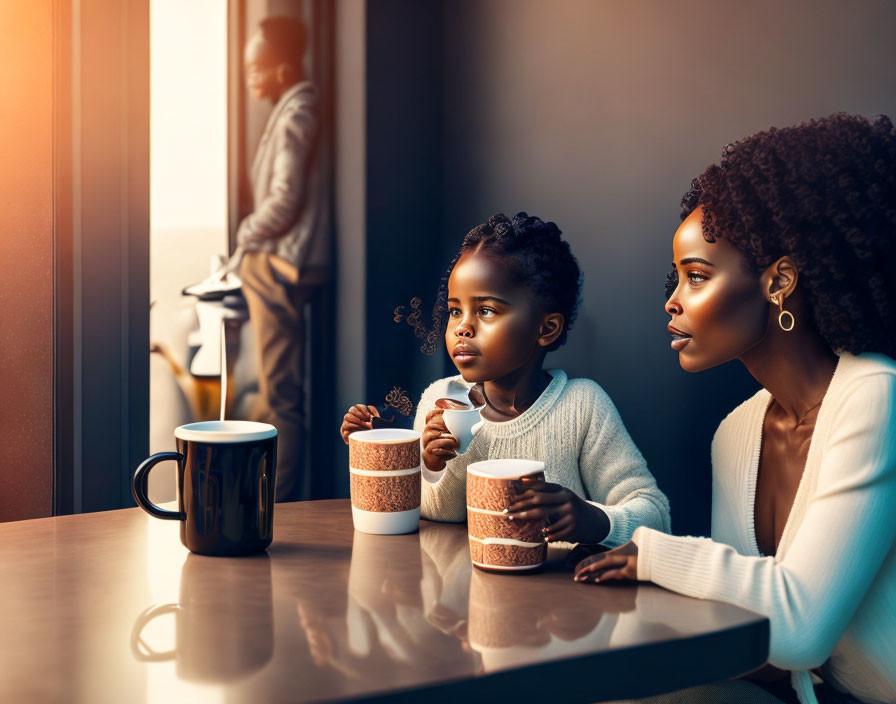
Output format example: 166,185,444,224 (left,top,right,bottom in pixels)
132,452,187,520
471,409,485,438
130,603,179,661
